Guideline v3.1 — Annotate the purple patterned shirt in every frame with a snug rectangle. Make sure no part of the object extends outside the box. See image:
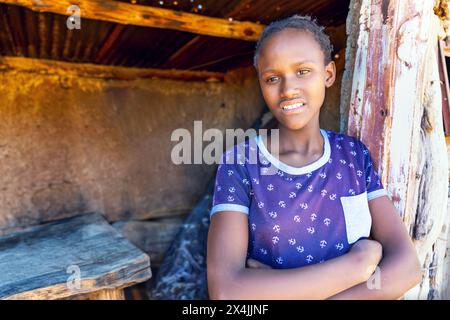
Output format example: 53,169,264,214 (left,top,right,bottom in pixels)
211,129,387,269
